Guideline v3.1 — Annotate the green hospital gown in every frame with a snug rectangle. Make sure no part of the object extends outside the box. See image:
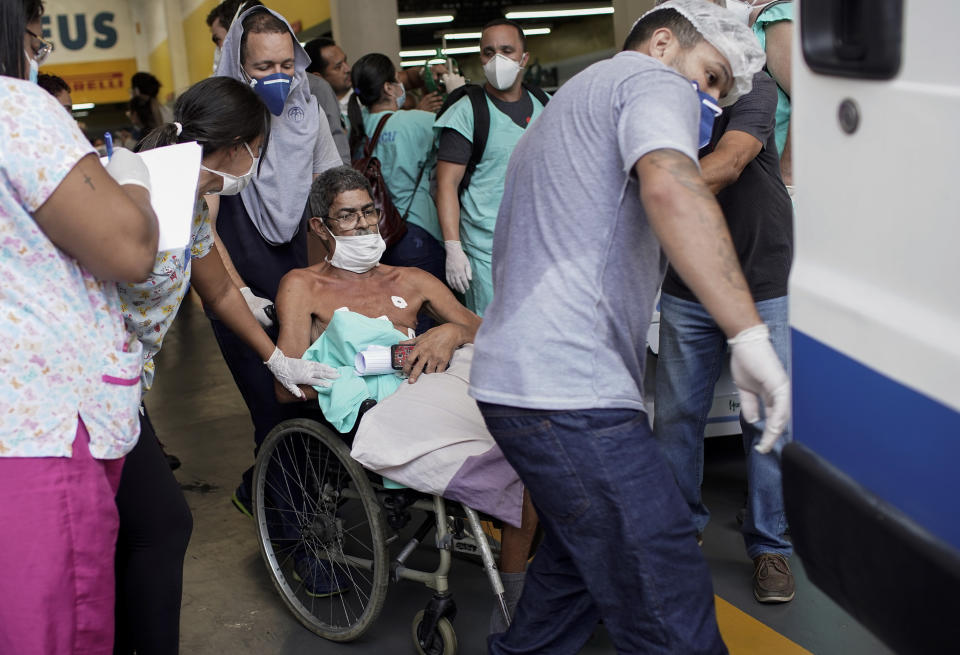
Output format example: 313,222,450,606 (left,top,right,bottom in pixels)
302,309,409,433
